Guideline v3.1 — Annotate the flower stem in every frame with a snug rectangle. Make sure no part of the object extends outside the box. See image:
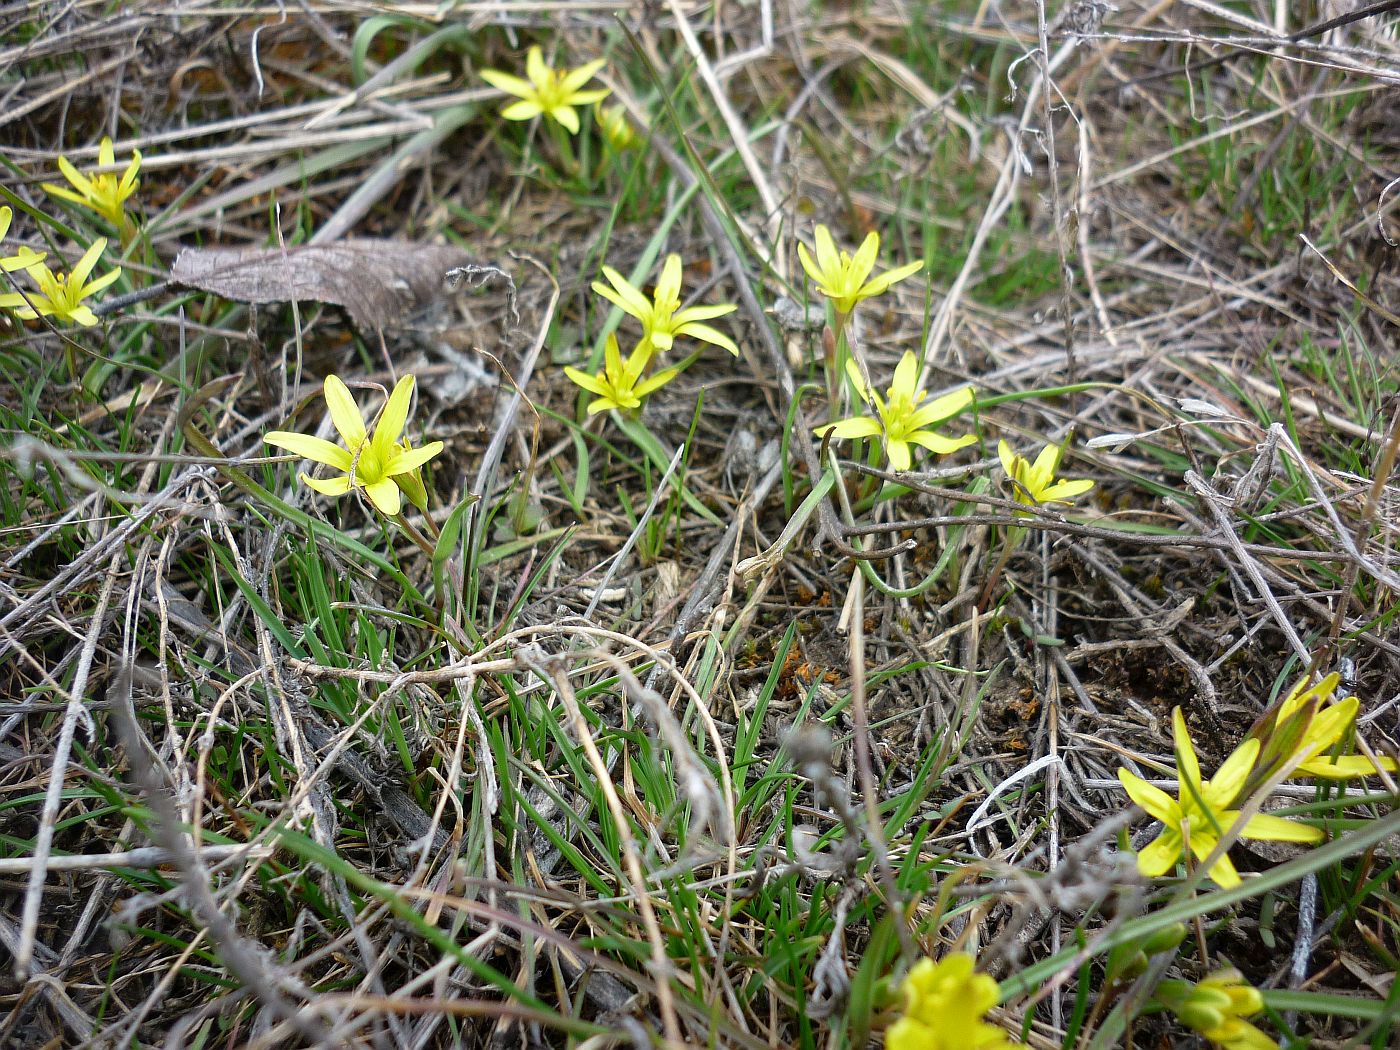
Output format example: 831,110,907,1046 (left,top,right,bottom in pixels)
977,524,1024,612
394,513,437,558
